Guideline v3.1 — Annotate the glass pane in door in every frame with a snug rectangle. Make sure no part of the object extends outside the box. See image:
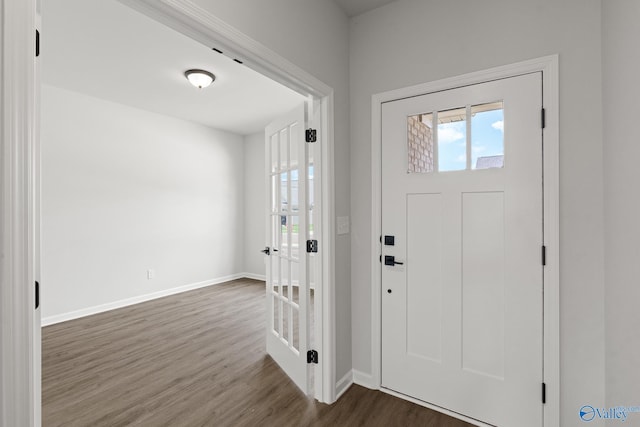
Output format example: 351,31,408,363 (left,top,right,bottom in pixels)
273,296,281,336
437,107,467,172
407,112,435,173
280,128,289,170
471,101,504,169
271,134,279,173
